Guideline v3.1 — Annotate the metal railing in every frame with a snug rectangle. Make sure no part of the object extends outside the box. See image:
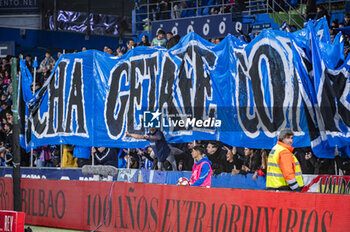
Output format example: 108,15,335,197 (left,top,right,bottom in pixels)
135,0,240,33
266,0,305,29
134,0,310,34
